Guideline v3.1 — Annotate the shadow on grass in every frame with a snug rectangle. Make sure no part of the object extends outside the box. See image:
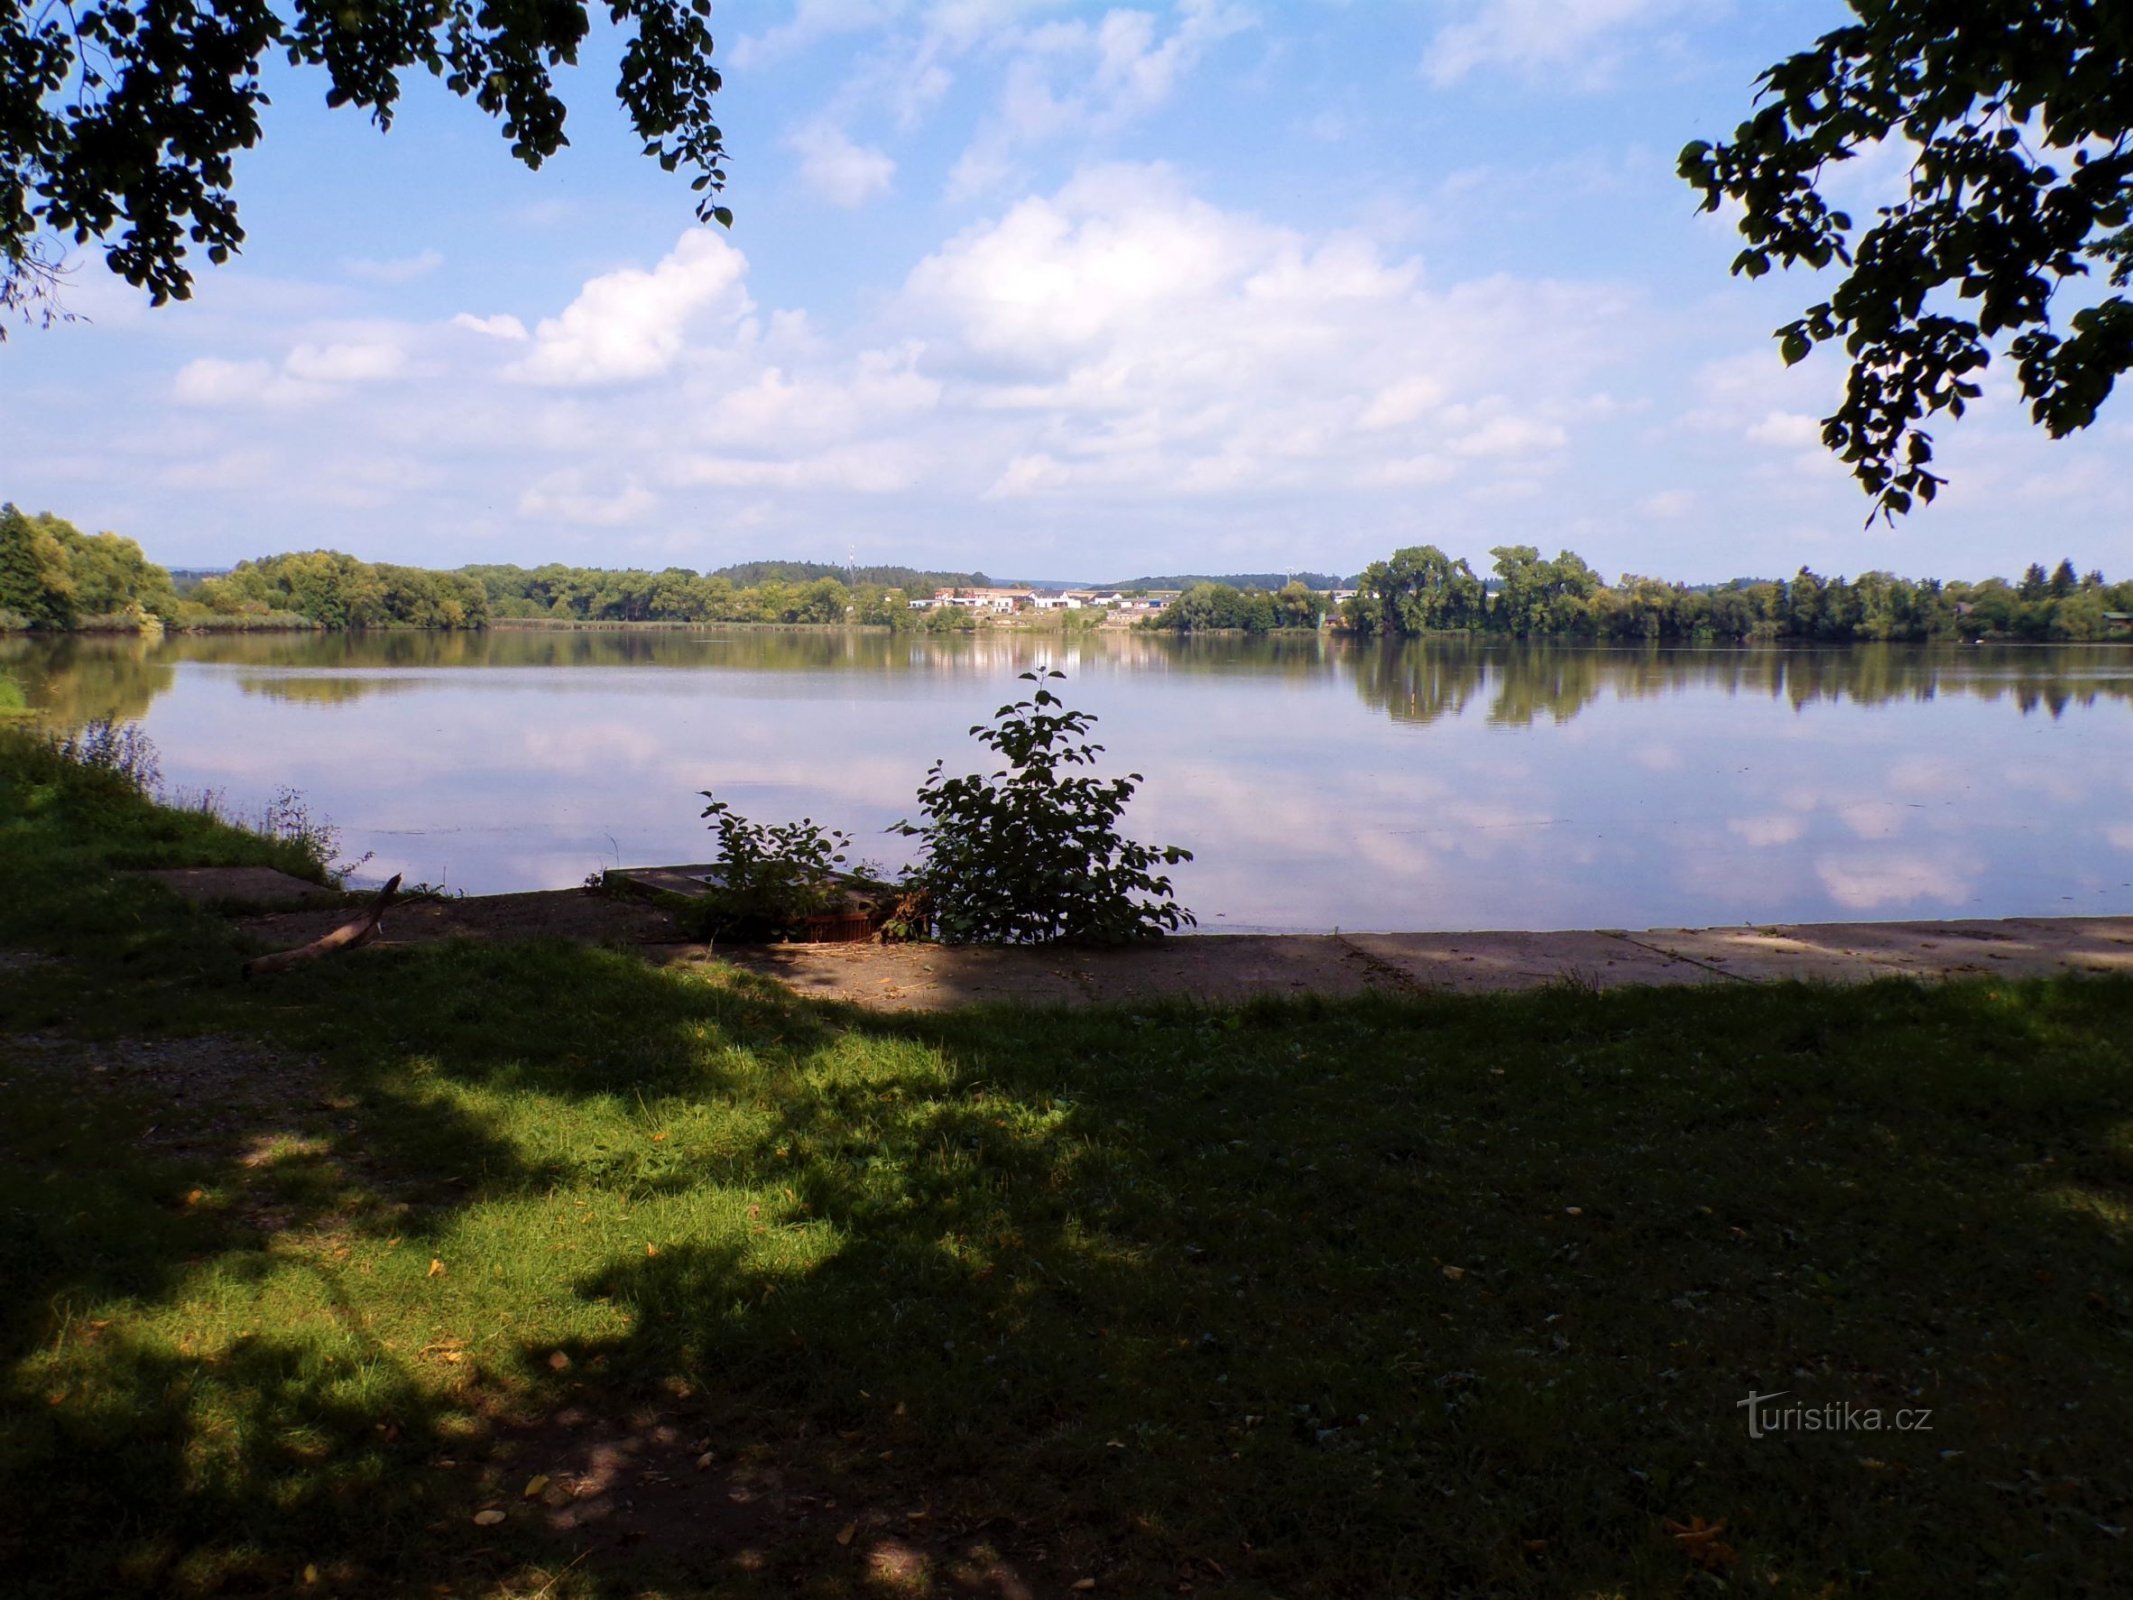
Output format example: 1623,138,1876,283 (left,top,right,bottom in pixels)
4,858,2133,1596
